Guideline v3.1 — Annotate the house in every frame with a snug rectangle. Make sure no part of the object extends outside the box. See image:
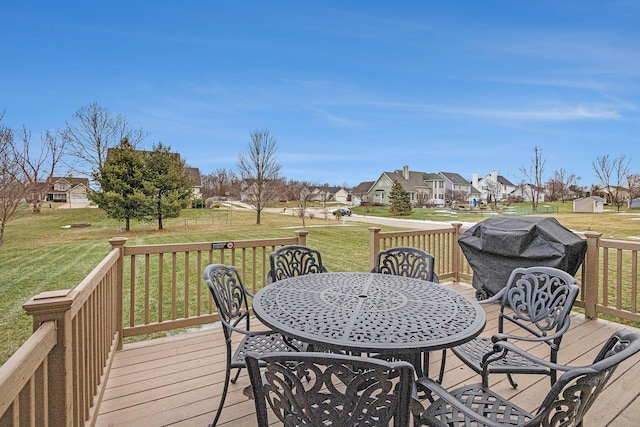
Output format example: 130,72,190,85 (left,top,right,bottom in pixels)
593,185,631,206
311,186,349,204
510,183,546,203
351,181,374,206
184,167,203,200
472,171,516,203
439,172,476,204
367,165,445,206
573,196,605,213
46,176,91,205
